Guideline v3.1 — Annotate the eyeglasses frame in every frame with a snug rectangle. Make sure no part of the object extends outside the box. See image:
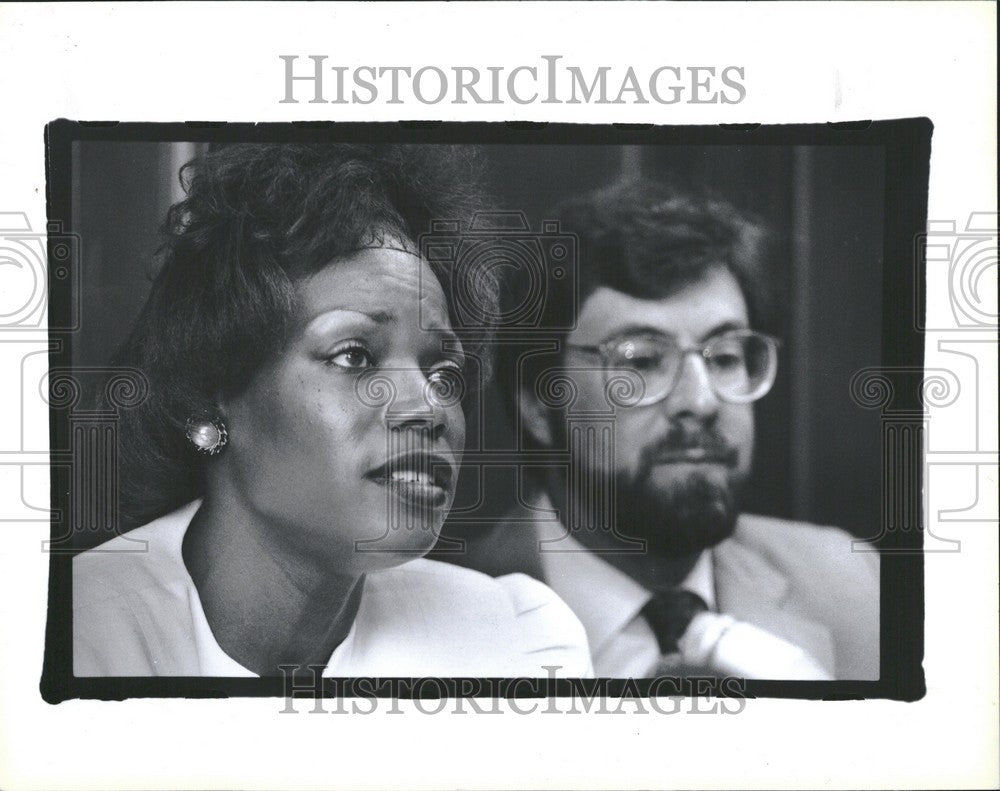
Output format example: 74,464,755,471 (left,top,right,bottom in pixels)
565,328,782,407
